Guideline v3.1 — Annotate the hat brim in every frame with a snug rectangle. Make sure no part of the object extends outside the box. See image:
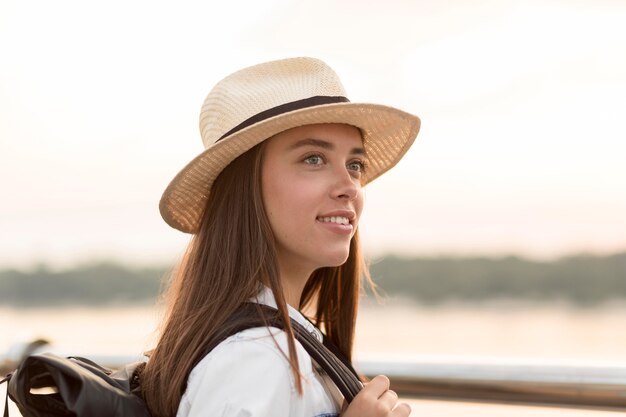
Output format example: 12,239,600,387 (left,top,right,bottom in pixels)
160,102,420,233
